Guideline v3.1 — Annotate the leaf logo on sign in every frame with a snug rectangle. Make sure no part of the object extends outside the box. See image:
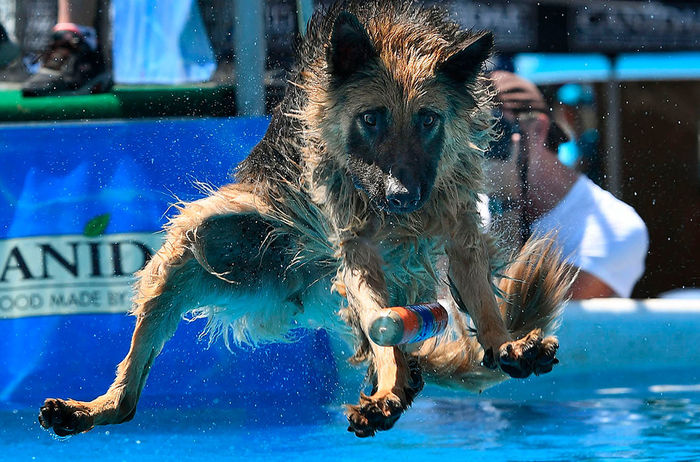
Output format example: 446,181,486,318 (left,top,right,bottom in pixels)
83,214,111,237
